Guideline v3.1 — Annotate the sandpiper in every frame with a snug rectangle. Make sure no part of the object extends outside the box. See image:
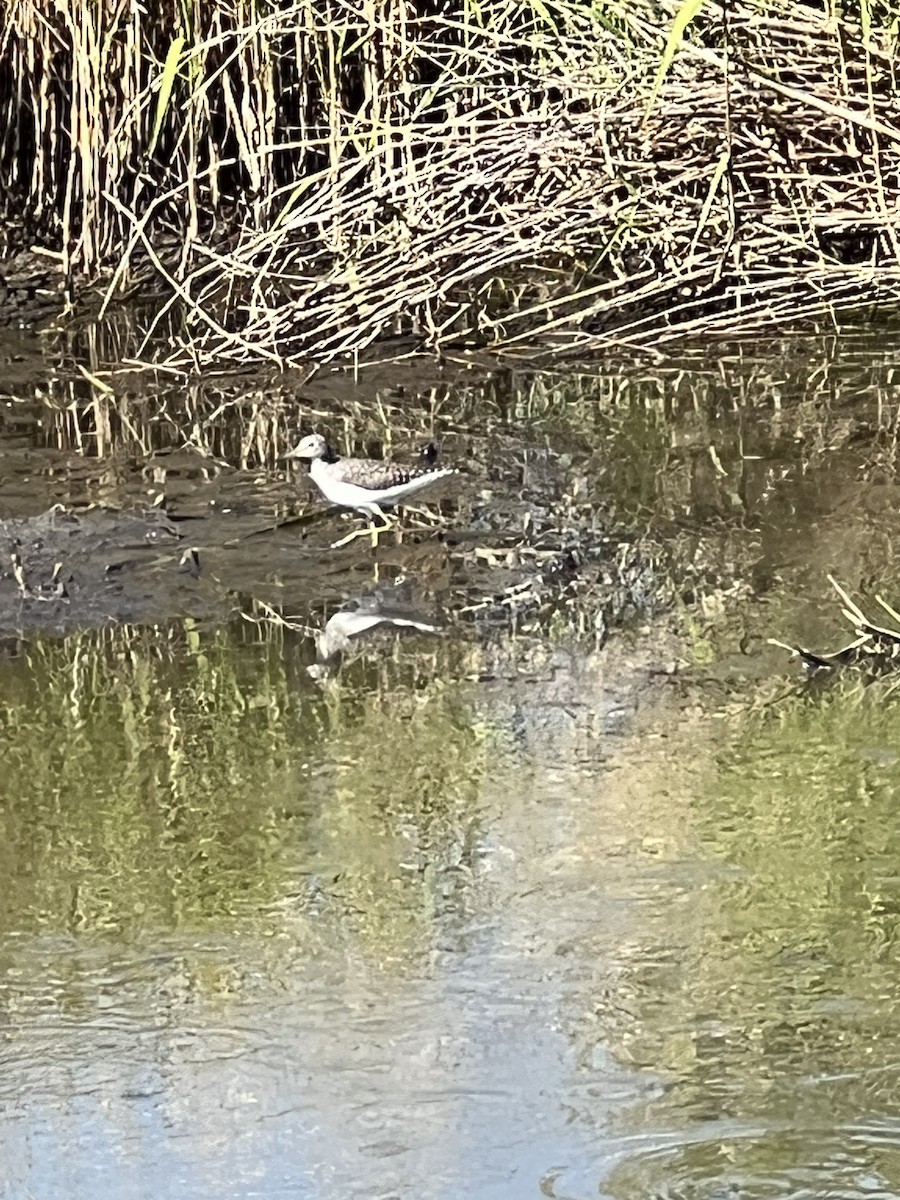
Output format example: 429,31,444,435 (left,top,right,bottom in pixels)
283,433,457,548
